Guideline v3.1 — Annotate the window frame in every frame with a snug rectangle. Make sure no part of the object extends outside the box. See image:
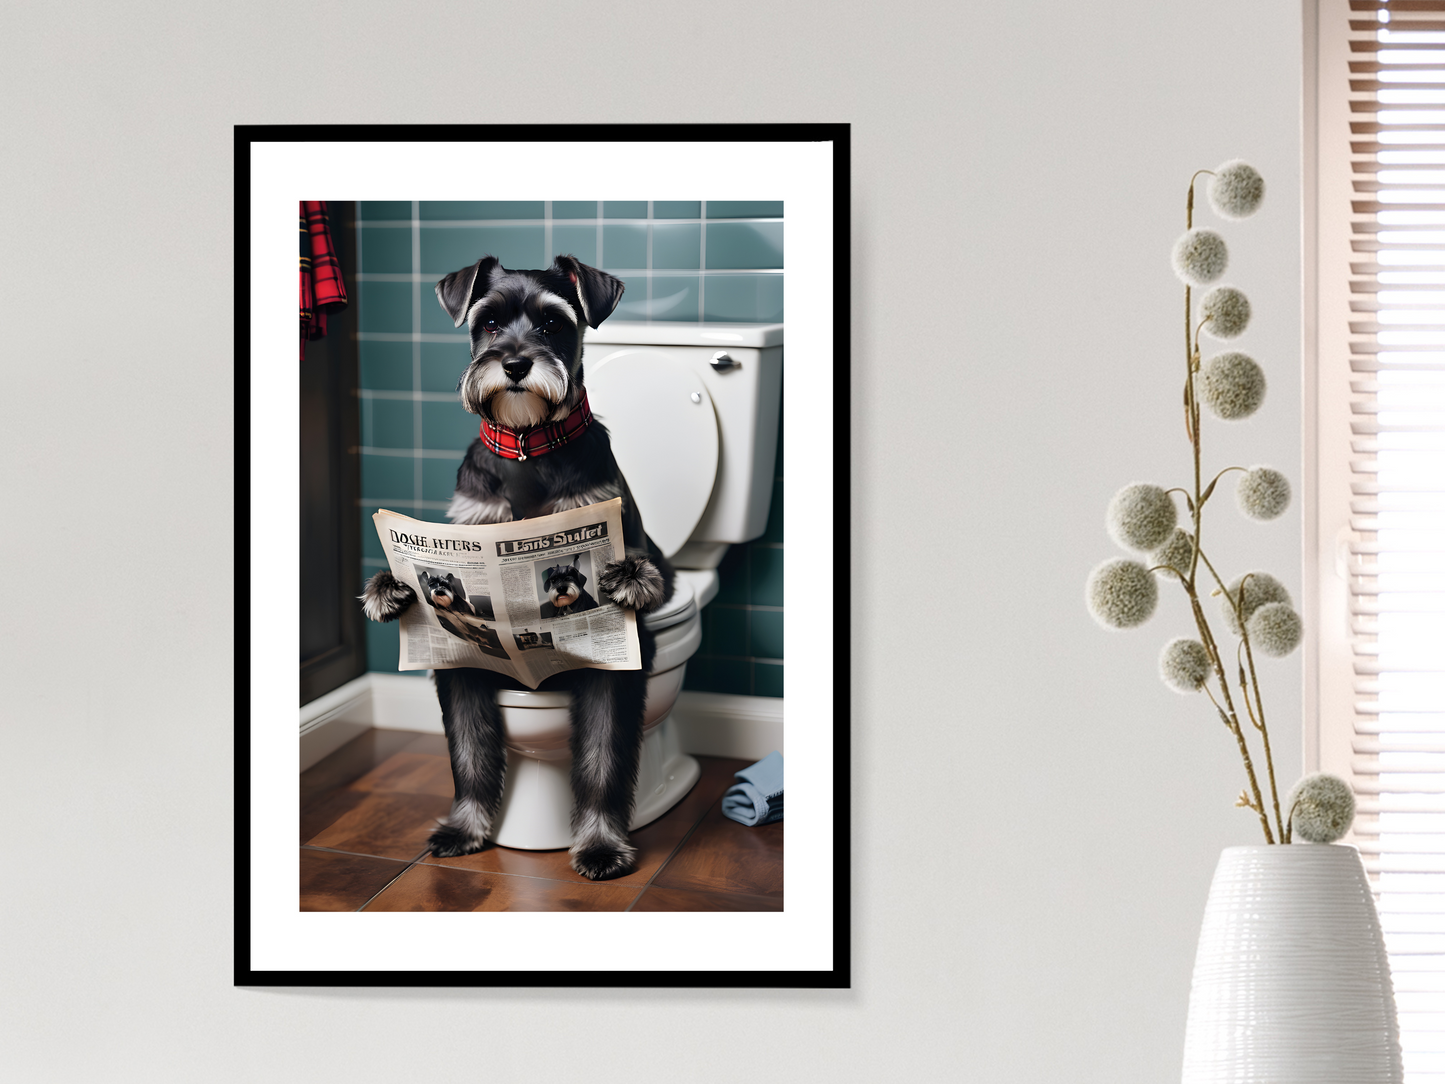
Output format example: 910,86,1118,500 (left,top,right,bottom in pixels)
1305,3,1445,1076
1303,0,1365,786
